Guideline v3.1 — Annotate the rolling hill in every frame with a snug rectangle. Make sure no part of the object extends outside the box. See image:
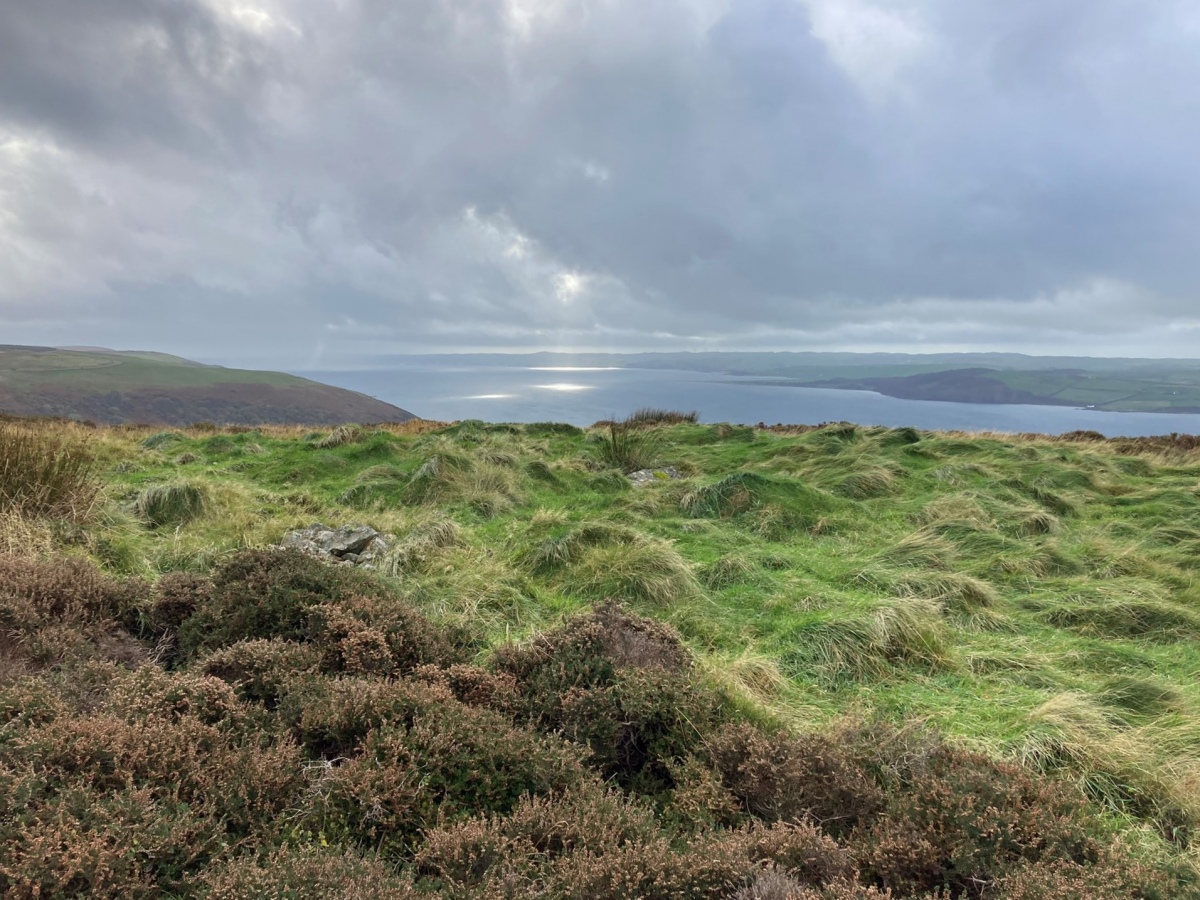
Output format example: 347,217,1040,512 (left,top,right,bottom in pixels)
0,345,416,425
